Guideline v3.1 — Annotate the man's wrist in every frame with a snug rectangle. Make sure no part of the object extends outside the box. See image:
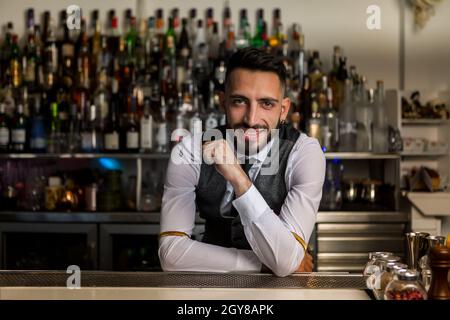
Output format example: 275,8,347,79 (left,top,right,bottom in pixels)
230,171,252,197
